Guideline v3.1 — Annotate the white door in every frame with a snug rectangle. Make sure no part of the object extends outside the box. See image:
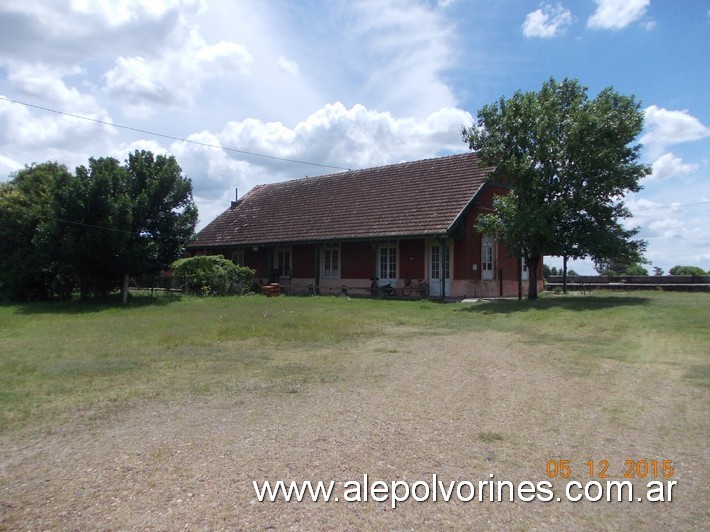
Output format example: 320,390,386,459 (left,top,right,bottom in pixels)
429,241,451,297
377,242,397,288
